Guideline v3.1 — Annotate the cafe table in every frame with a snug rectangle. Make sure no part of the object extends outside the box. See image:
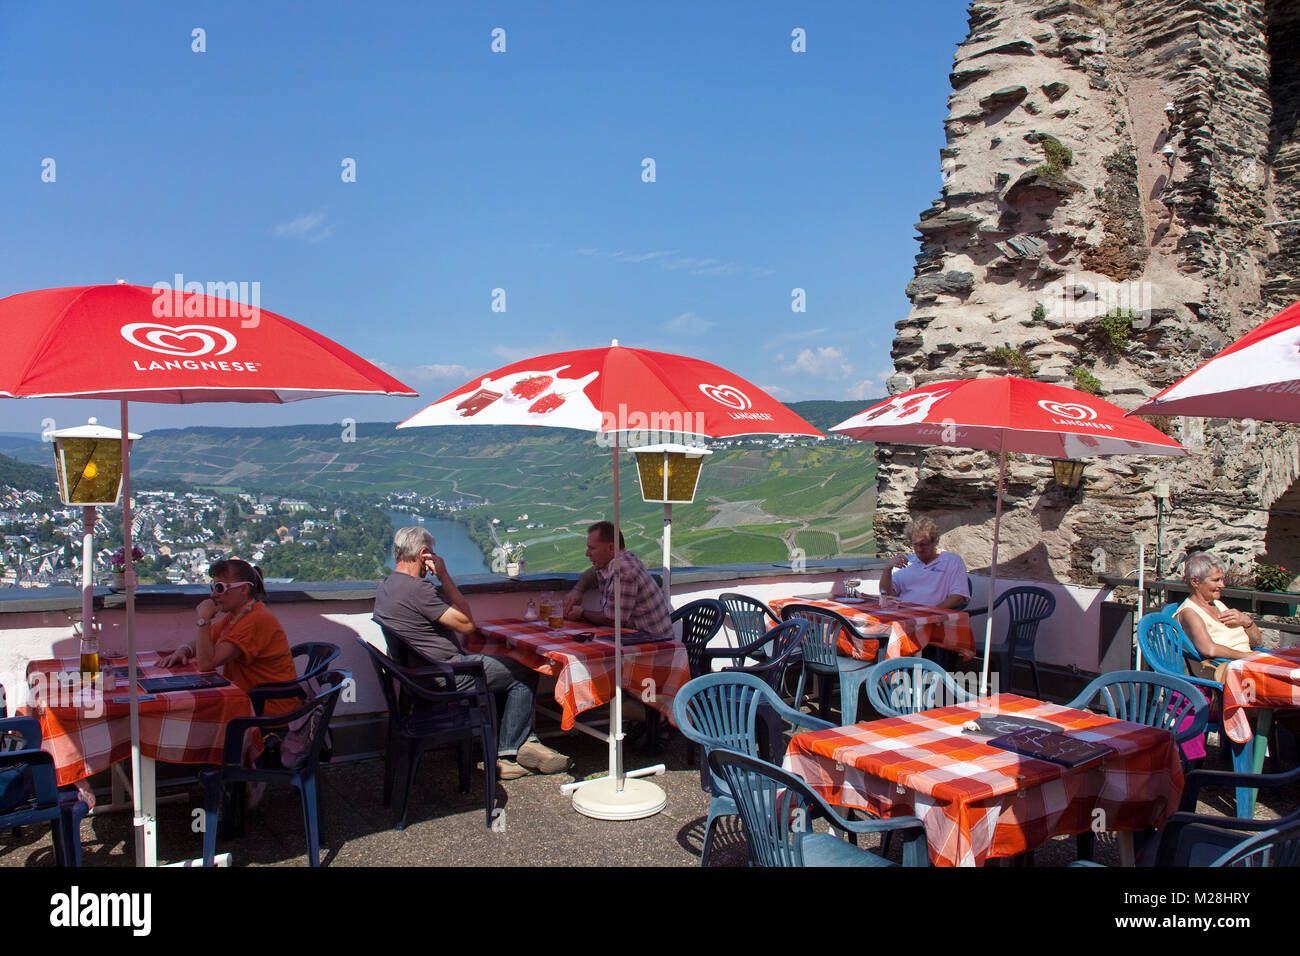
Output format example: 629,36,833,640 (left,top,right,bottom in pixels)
23,652,256,866
783,693,1184,867
769,595,976,663
1220,647,1300,816
469,619,692,733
